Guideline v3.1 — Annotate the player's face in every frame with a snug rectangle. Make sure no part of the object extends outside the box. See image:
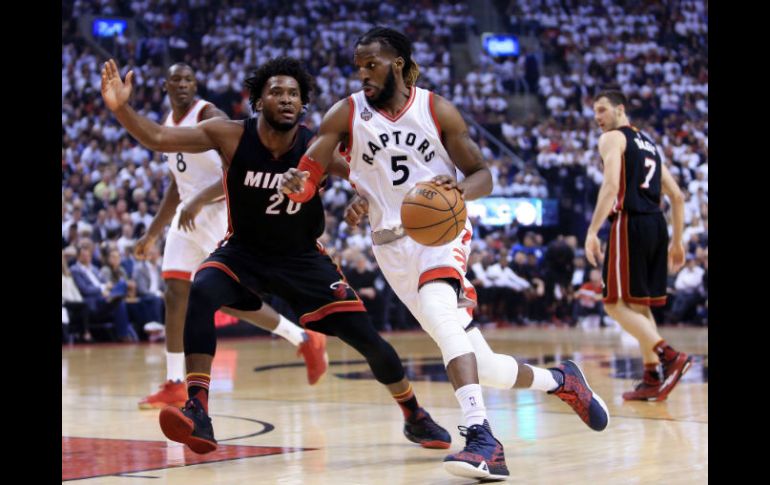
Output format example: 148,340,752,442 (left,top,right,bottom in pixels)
354,43,398,107
259,75,303,132
593,97,621,132
165,66,197,106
